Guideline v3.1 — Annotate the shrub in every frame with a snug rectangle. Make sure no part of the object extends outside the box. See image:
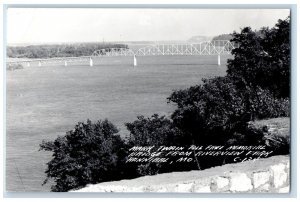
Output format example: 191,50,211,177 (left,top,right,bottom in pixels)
263,132,290,155
249,88,290,119
225,121,290,164
168,76,290,146
125,114,183,146
168,77,246,145
40,119,128,192
125,114,196,175
252,119,290,155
